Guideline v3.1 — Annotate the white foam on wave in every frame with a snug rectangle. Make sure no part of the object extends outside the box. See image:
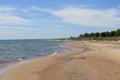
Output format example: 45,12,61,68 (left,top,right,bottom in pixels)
54,51,57,55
